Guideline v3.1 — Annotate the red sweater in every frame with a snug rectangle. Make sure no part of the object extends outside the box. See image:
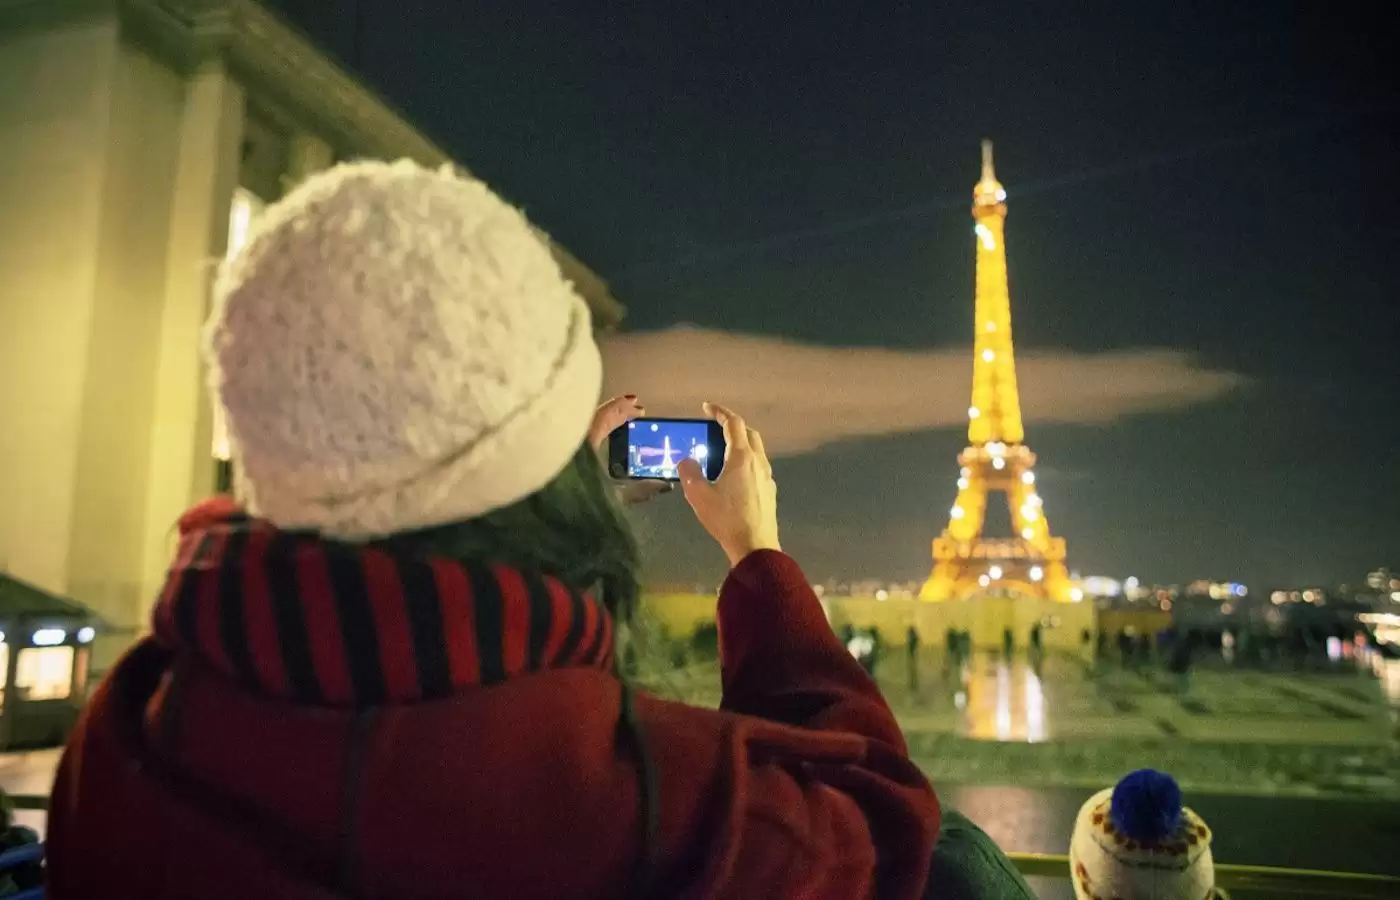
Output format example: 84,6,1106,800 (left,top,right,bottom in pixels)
47,506,938,898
